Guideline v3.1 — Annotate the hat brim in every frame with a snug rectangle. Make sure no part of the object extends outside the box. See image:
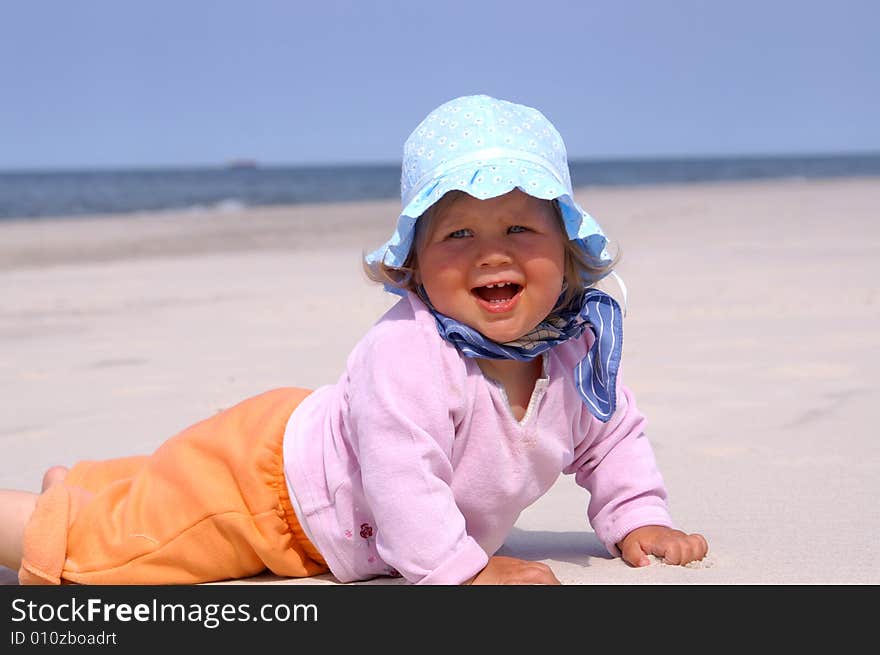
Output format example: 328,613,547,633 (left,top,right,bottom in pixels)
365,159,610,281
